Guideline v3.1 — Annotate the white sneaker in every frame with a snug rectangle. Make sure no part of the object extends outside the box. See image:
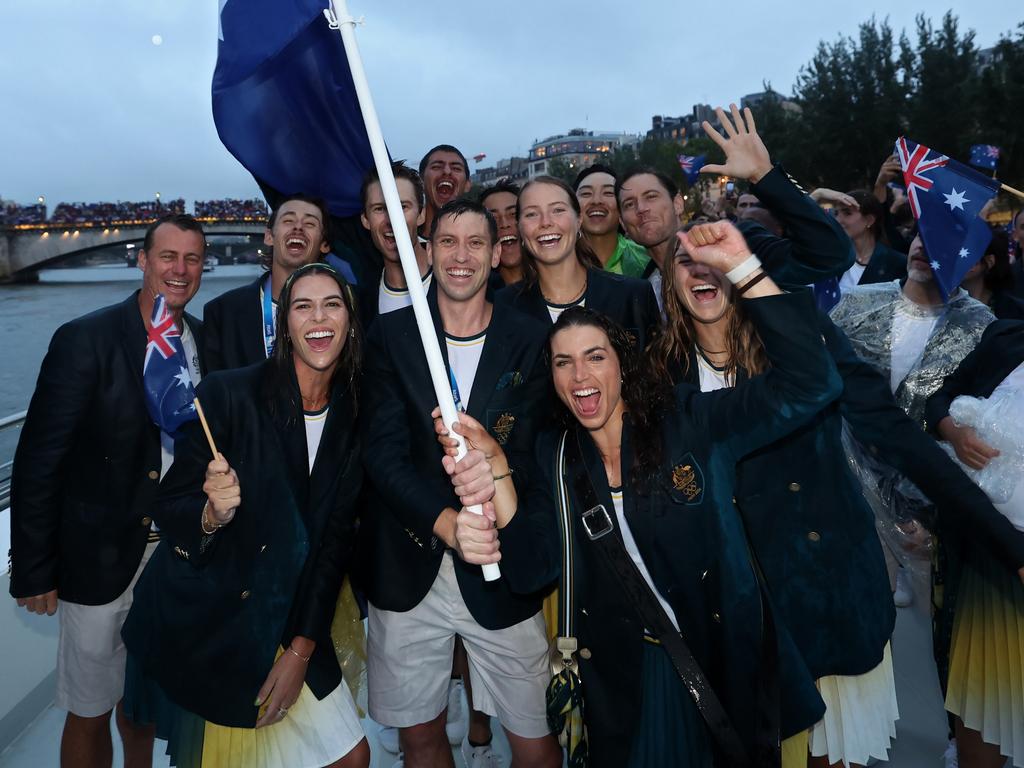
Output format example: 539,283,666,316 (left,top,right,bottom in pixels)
942,738,959,768
445,678,468,745
379,725,400,754
894,566,914,608
462,735,506,768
